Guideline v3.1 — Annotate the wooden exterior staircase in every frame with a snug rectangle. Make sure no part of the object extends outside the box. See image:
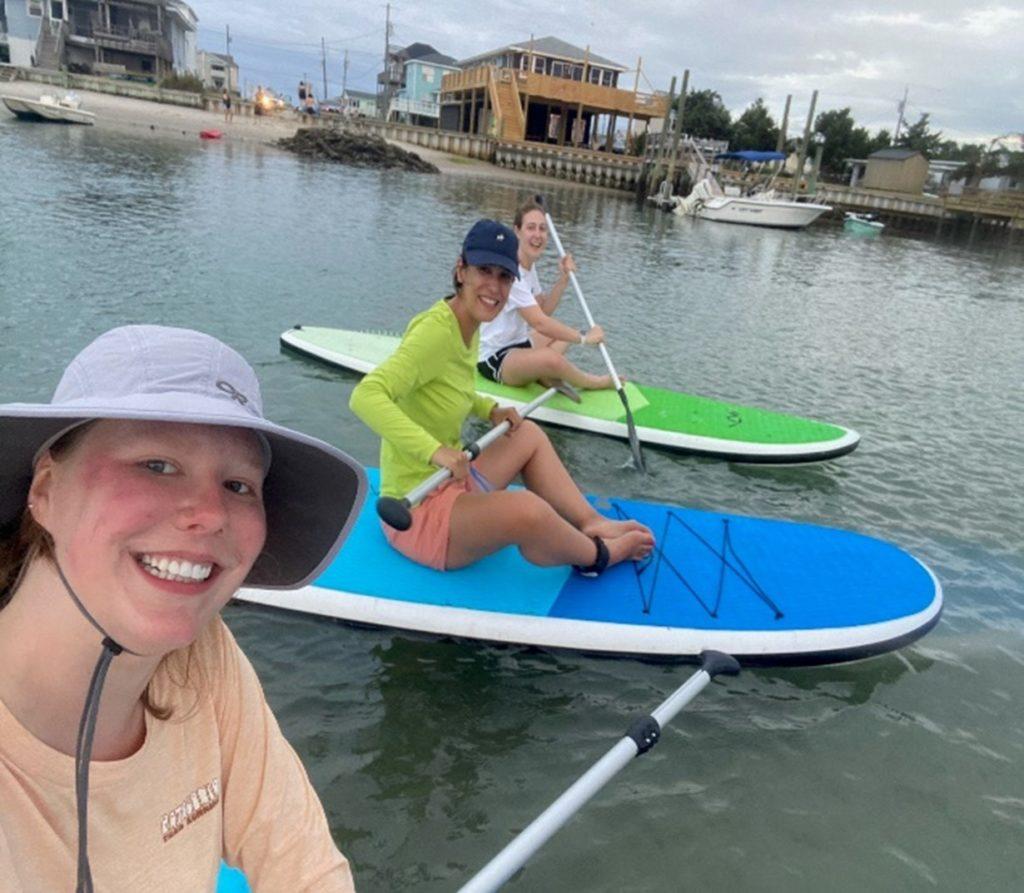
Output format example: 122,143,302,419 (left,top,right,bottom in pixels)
488,67,525,142
33,18,66,71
